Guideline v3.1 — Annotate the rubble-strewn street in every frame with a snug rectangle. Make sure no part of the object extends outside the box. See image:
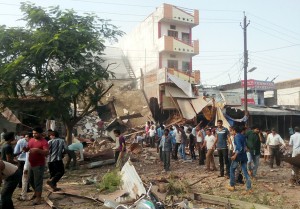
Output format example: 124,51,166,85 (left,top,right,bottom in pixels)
11,140,300,209
1,1,300,209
